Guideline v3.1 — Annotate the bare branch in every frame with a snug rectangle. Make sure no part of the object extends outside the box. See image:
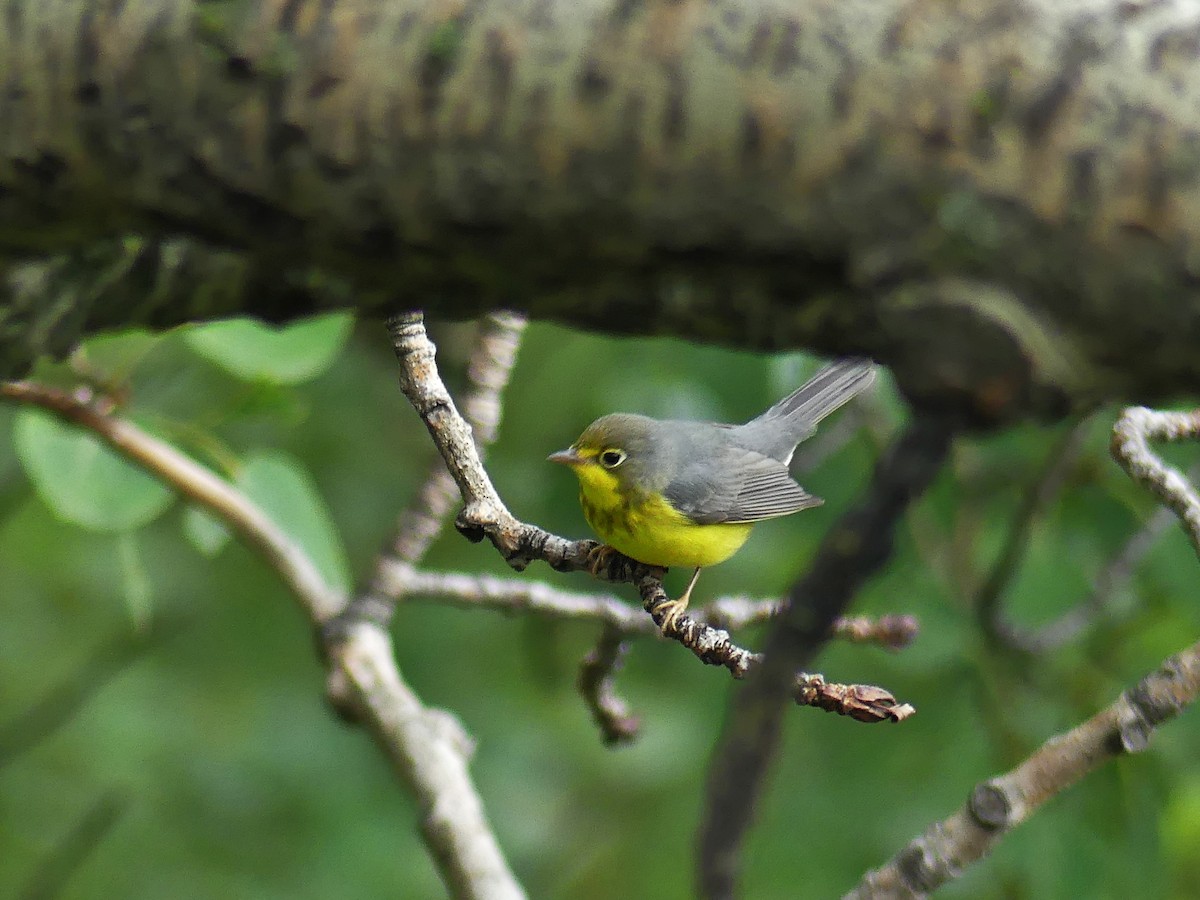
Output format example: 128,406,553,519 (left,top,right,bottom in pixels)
793,673,916,724
327,624,525,900
698,414,957,900
1111,407,1200,553
578,626,640,746
847,406,1200,896
1012,502,1176,653
0,380,526,900
392,563,917,651
848,637,1200,898
384,313,917,722
830,615,920,651
389,315,526,566
347,313,526,625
